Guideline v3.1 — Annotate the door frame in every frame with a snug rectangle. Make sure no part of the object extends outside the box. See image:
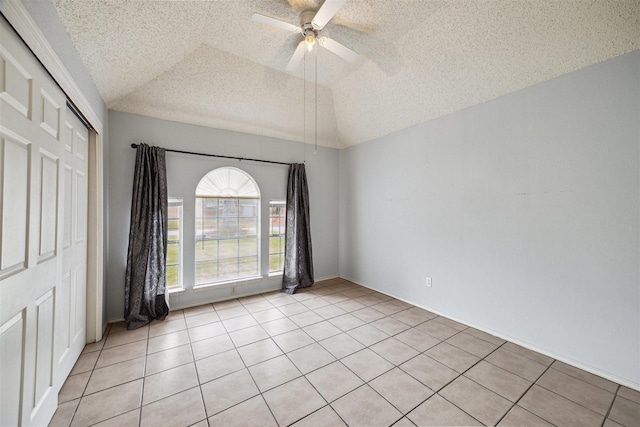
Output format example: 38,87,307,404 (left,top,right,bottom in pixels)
1,0,105,341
